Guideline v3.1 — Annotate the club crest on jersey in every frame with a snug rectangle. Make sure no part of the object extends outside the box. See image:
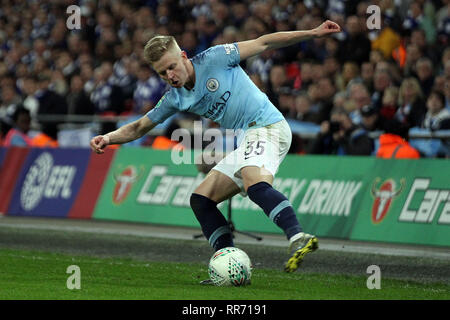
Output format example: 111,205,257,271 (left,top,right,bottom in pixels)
370,178,405,224
206,78,219,92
